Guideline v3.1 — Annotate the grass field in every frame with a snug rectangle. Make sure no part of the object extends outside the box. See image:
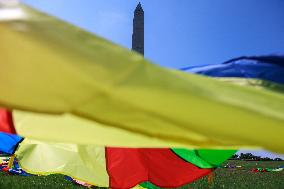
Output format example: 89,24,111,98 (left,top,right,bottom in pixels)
0,160,283,189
